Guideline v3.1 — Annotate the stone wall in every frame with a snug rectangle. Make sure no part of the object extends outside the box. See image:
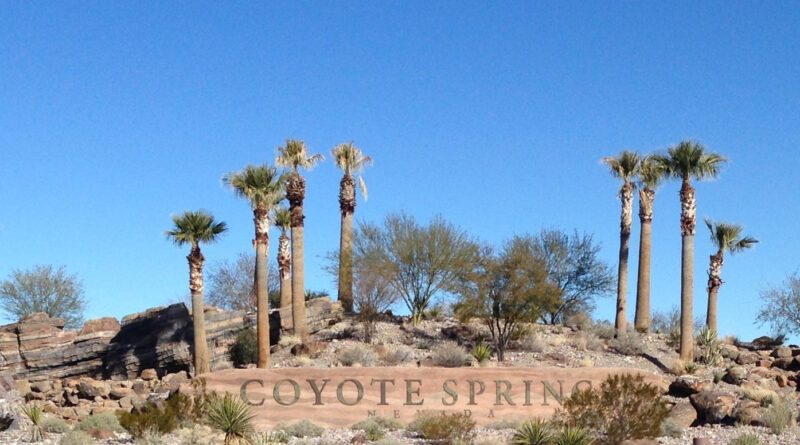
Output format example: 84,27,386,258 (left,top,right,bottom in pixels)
0,297,343,381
